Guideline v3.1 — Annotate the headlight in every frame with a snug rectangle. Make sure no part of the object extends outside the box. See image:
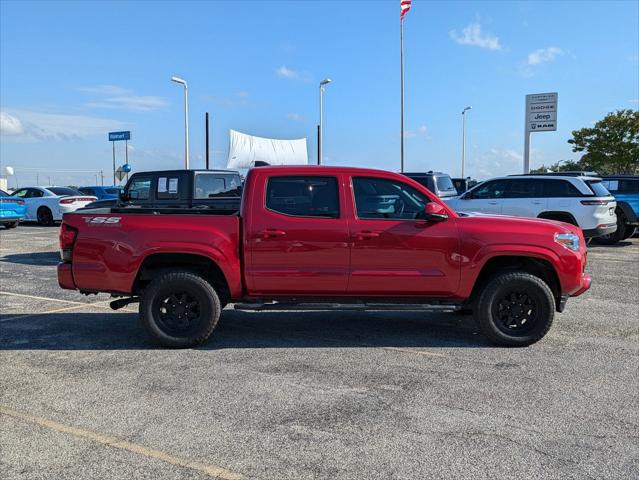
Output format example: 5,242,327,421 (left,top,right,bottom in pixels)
554,232,580,251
